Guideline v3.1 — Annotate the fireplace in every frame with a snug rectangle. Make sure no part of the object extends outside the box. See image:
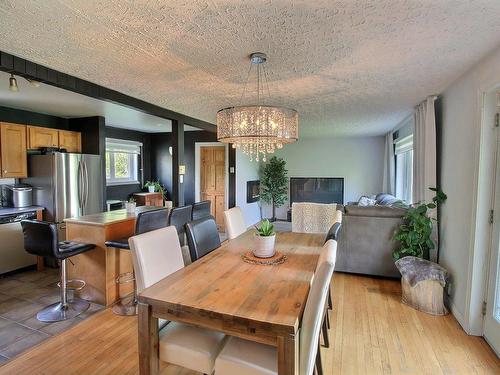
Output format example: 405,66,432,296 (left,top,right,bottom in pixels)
247,180,260,203
290,177,344,205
